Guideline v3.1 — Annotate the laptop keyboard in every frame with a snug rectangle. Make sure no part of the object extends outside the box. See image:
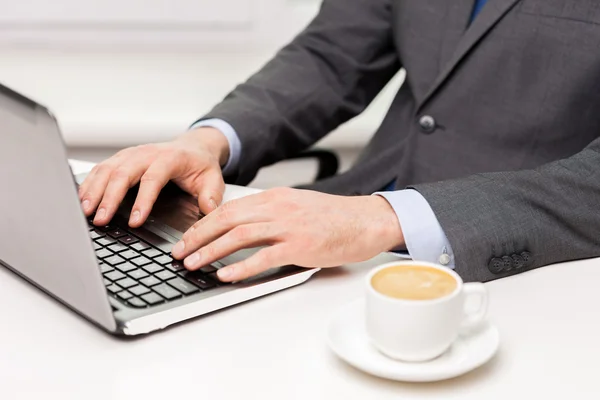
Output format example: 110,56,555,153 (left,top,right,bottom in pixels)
88,219,224,309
